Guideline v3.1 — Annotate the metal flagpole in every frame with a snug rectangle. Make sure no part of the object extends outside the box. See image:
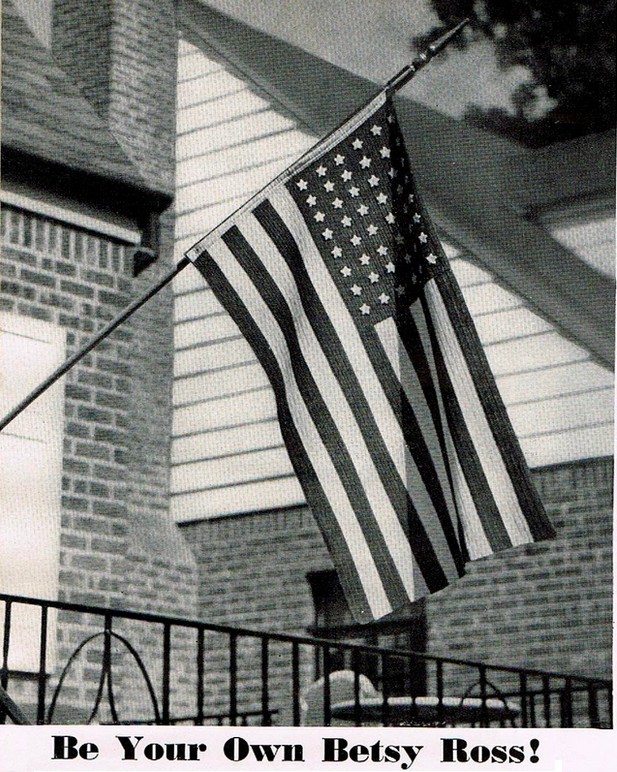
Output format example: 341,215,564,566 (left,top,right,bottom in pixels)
0,19,469,434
